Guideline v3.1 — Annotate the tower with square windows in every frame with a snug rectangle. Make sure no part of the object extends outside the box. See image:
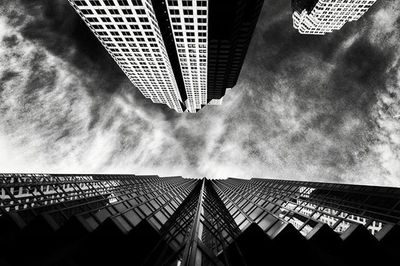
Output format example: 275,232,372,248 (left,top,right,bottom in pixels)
292,0,377,35
68,0,263,112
